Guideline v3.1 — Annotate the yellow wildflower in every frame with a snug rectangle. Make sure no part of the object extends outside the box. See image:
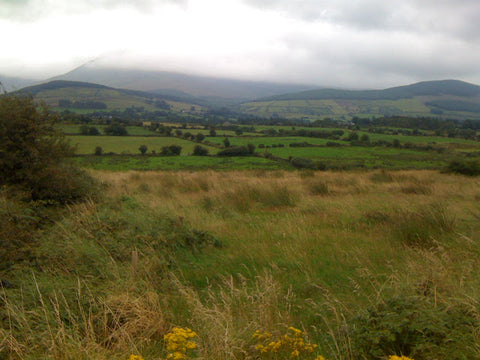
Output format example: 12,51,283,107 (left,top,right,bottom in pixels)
128,356,144,360
389,356,414,360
